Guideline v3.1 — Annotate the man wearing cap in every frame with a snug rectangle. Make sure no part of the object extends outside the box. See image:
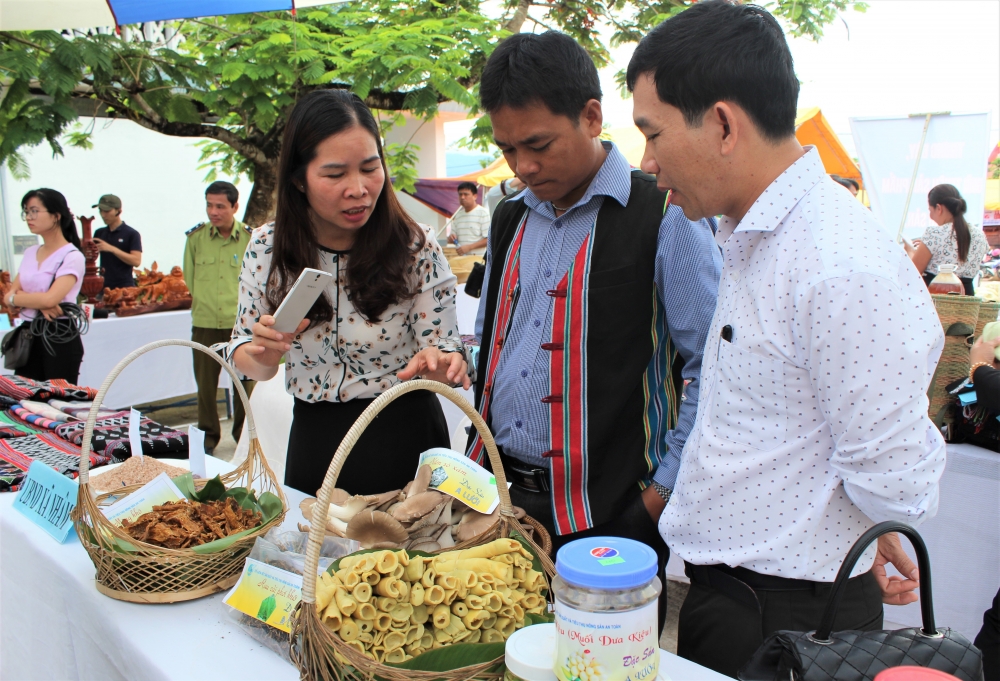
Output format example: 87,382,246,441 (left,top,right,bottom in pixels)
184,180,254,453
92,194,143,290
